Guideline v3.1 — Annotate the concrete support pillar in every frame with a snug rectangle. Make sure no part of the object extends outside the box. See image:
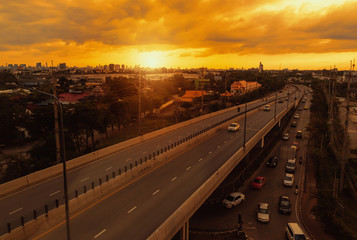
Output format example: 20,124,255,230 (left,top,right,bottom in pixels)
278,119,281,127
261,136,264,148
180,220,189,240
